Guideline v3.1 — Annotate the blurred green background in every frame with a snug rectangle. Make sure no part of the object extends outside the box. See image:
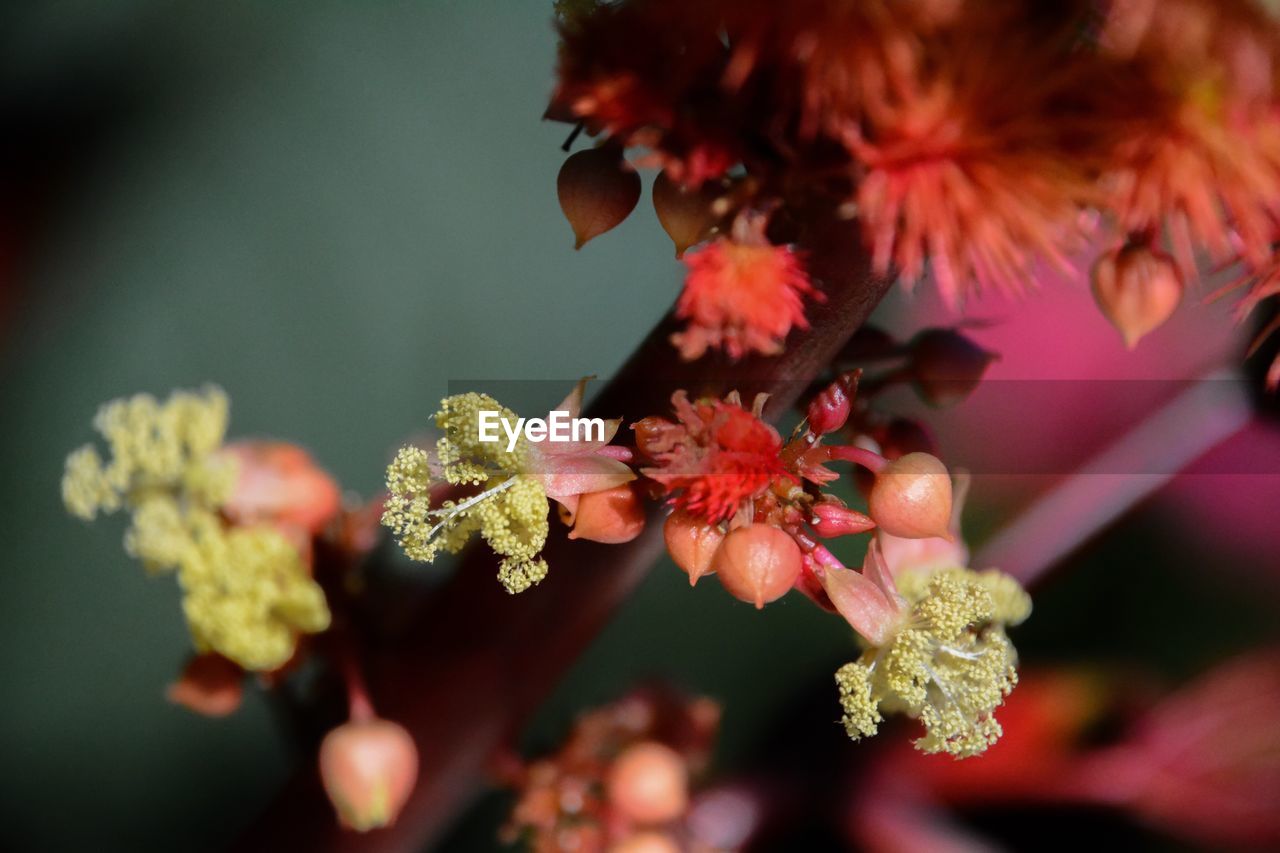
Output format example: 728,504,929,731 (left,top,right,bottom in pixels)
1,3,1276,851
